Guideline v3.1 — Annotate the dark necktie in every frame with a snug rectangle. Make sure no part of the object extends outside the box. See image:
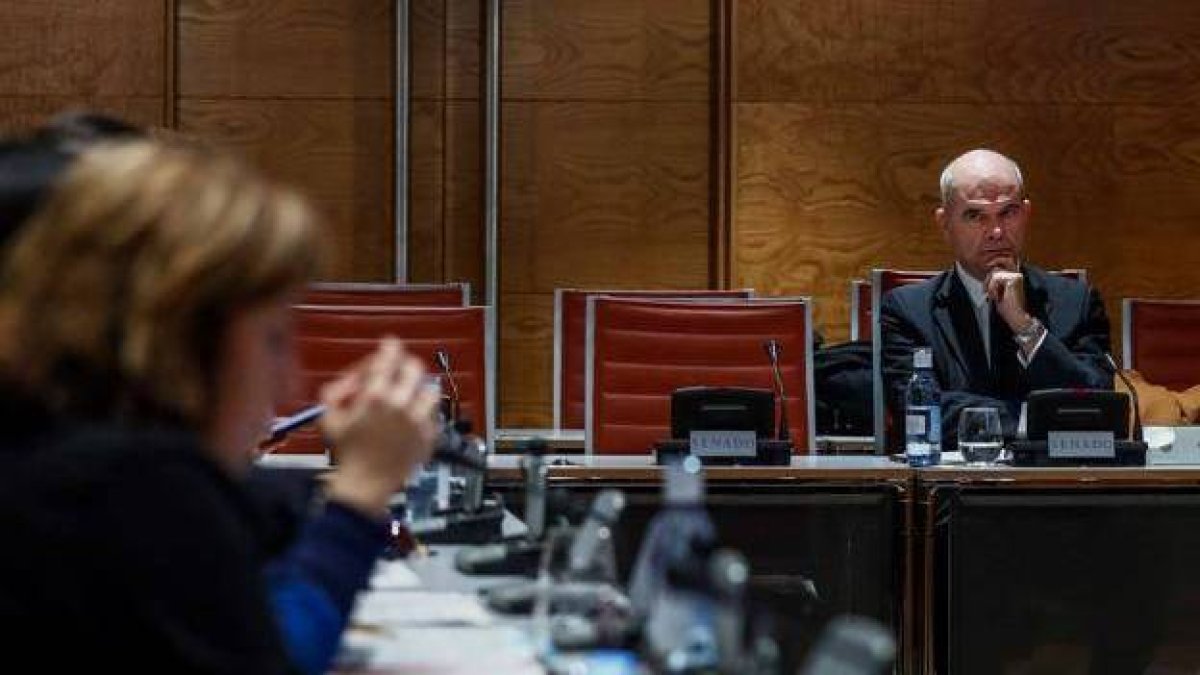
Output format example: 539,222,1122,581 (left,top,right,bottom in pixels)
989,306,1023,399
